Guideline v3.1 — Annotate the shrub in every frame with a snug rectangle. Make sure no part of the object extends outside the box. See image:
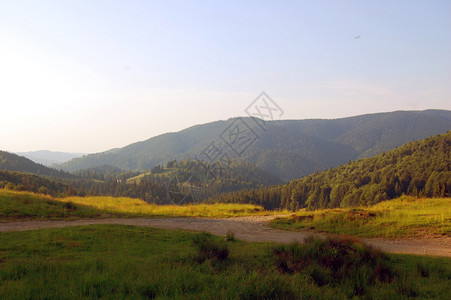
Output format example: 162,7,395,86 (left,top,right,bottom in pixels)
63,202,77,210
273,235,393,294
225,231,236,242
191,232,229,263
416,262,430,278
